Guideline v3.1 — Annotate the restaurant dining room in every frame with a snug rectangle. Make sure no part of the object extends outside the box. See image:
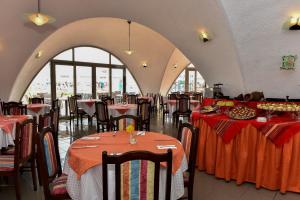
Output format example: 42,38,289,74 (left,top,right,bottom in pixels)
1,0,300,200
